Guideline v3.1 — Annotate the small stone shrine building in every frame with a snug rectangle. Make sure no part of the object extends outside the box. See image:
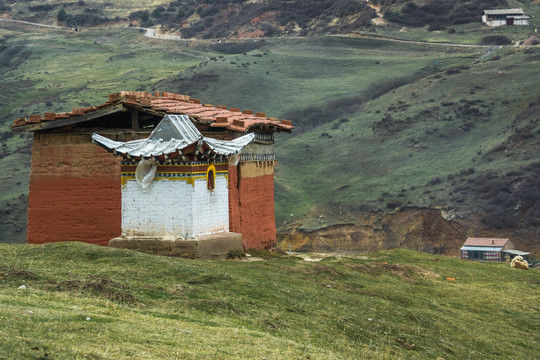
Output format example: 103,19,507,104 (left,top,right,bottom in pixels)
11,91,293,253
92,114,255,256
